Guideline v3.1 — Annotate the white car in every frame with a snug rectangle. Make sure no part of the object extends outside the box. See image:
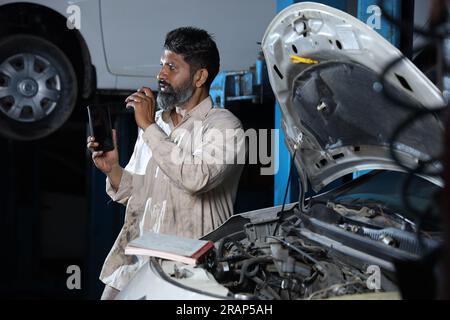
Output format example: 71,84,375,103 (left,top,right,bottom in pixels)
0,0,275,140
117,3,445,300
